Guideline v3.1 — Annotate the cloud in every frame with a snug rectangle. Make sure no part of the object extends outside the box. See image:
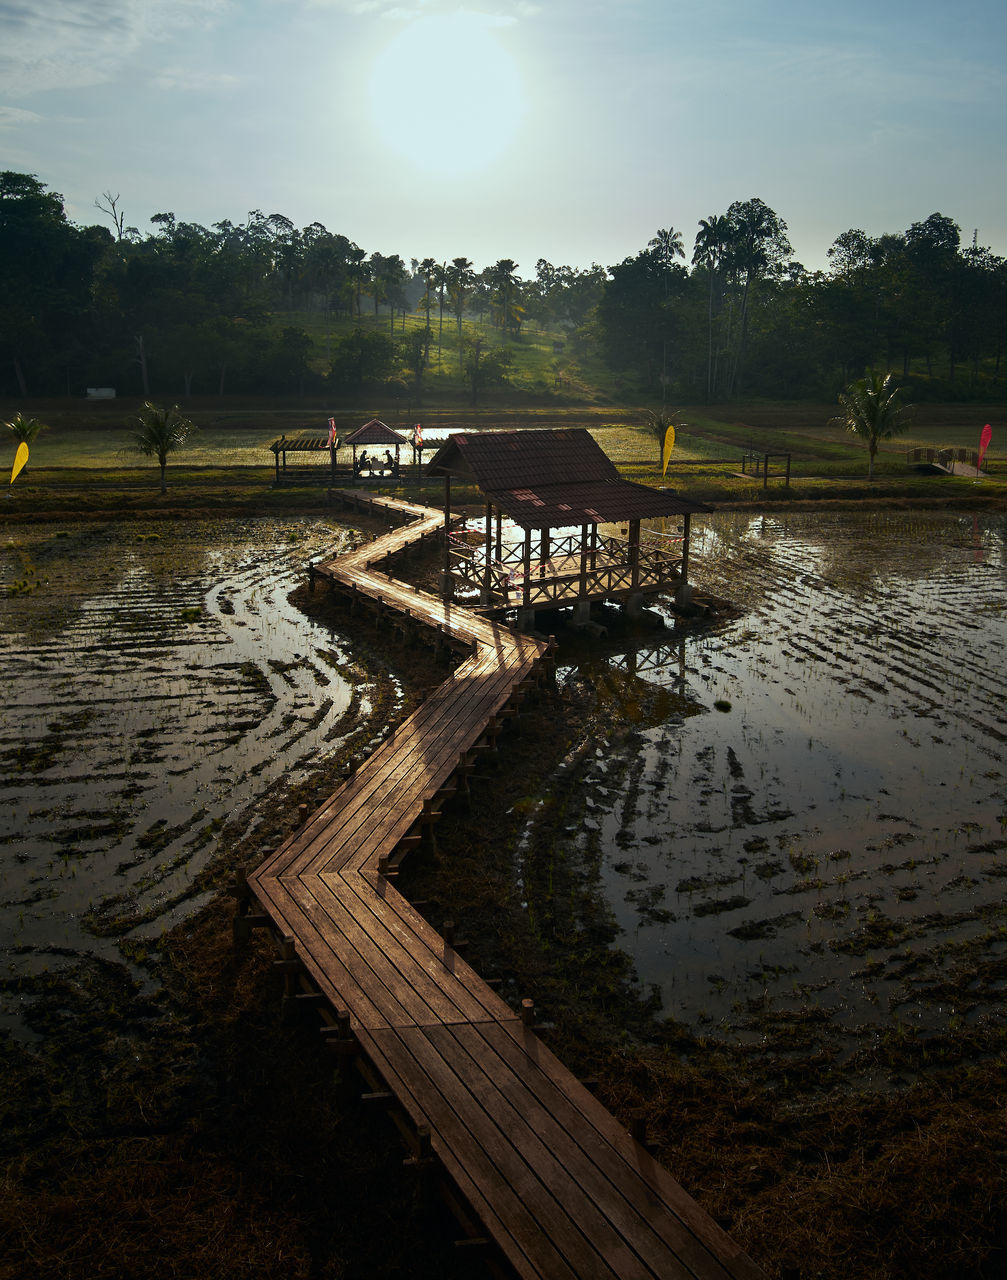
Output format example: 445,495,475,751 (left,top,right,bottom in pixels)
0,104,43,128
0,0,229,97
304,0,529,18
152,67,240,92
